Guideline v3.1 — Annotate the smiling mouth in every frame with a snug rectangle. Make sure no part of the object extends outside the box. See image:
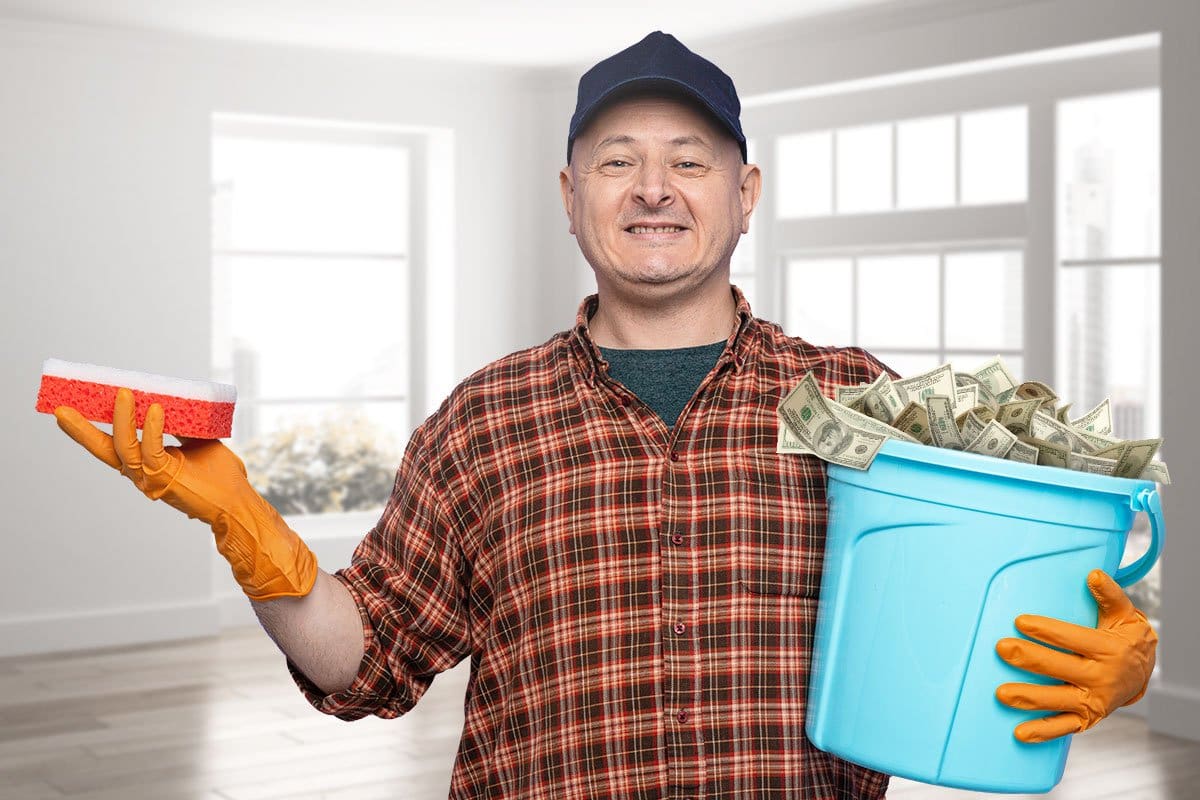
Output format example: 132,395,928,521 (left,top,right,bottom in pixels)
625,225,686,234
